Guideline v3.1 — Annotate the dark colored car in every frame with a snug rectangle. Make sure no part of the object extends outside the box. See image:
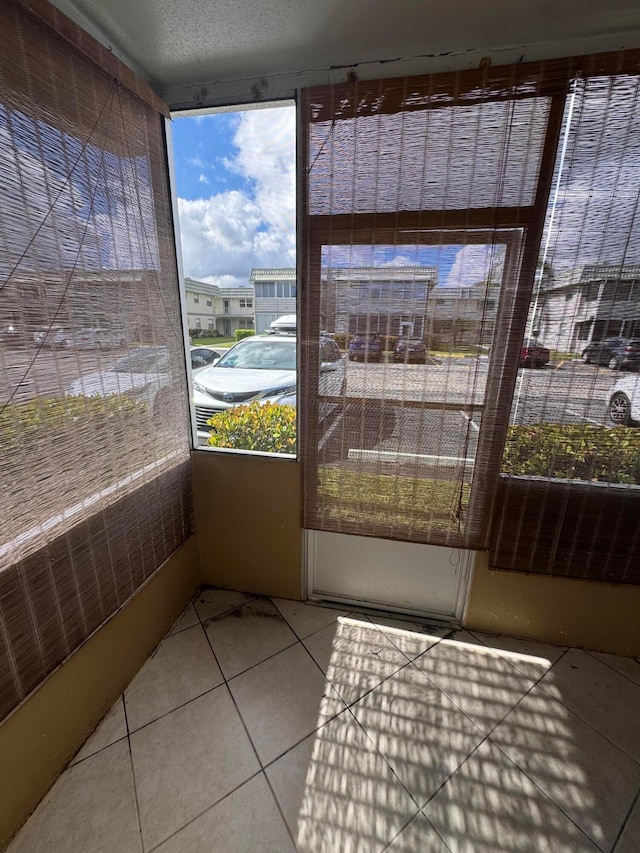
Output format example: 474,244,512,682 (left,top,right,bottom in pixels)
348,333,383,362
519,341,550,368
581,337,640,371
393,338,427,363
